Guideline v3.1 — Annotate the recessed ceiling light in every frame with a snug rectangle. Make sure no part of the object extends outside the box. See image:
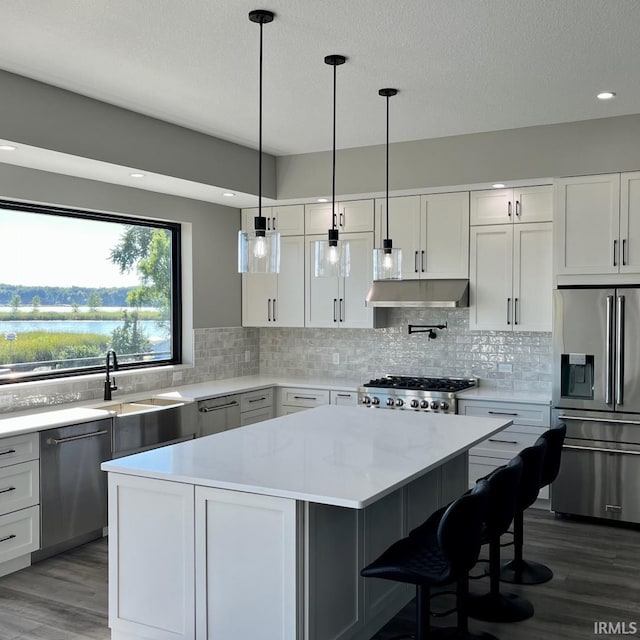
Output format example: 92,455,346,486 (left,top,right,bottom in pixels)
597,91,616,100
317,197,328,202
0,145,17,151
129,172,145,178
222,192,236,197
492,183,506,189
